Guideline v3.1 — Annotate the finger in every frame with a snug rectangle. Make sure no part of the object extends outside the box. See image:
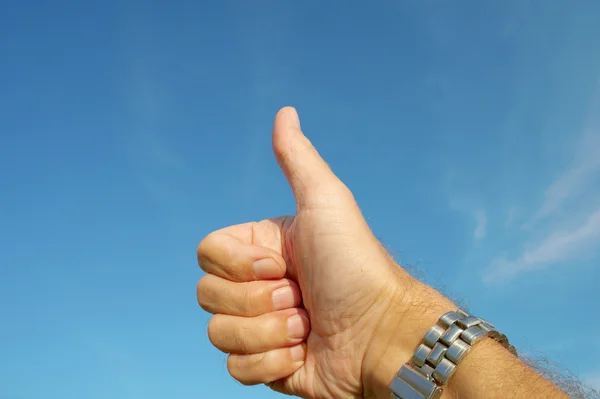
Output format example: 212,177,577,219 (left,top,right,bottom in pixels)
210,217,291,254
272,106,354,208
208,308,310,354
227,343,306,385
197,275,302,316
197,232,286,281
201,217,292,256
